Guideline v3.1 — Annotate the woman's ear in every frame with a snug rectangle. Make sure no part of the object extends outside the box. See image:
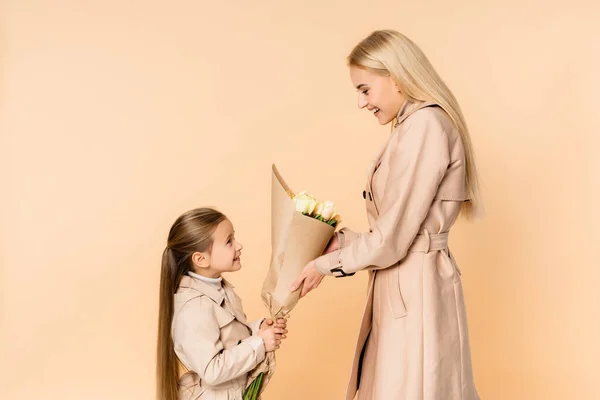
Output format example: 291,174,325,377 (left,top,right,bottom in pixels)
191,251,210,271
391,77,401,93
